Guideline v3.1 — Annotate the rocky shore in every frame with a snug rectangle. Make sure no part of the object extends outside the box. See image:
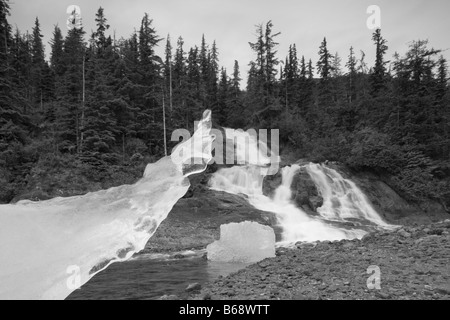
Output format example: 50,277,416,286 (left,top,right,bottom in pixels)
190,220,450,300
142,163,449,300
